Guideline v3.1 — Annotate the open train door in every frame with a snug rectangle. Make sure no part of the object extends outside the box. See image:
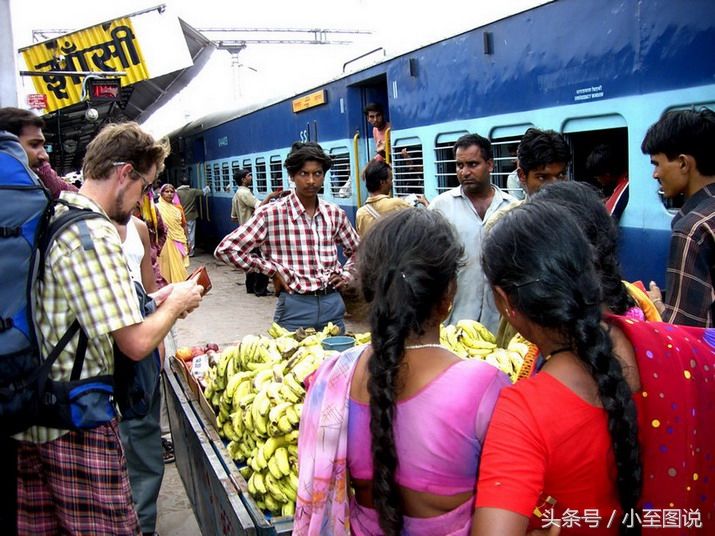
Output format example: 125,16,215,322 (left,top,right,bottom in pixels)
346,75,389,207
